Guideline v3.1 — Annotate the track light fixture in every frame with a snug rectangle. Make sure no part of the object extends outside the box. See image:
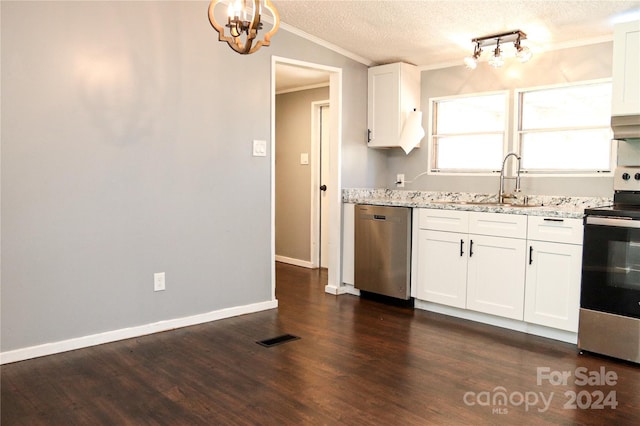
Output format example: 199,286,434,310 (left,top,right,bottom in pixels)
464,30,532,69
